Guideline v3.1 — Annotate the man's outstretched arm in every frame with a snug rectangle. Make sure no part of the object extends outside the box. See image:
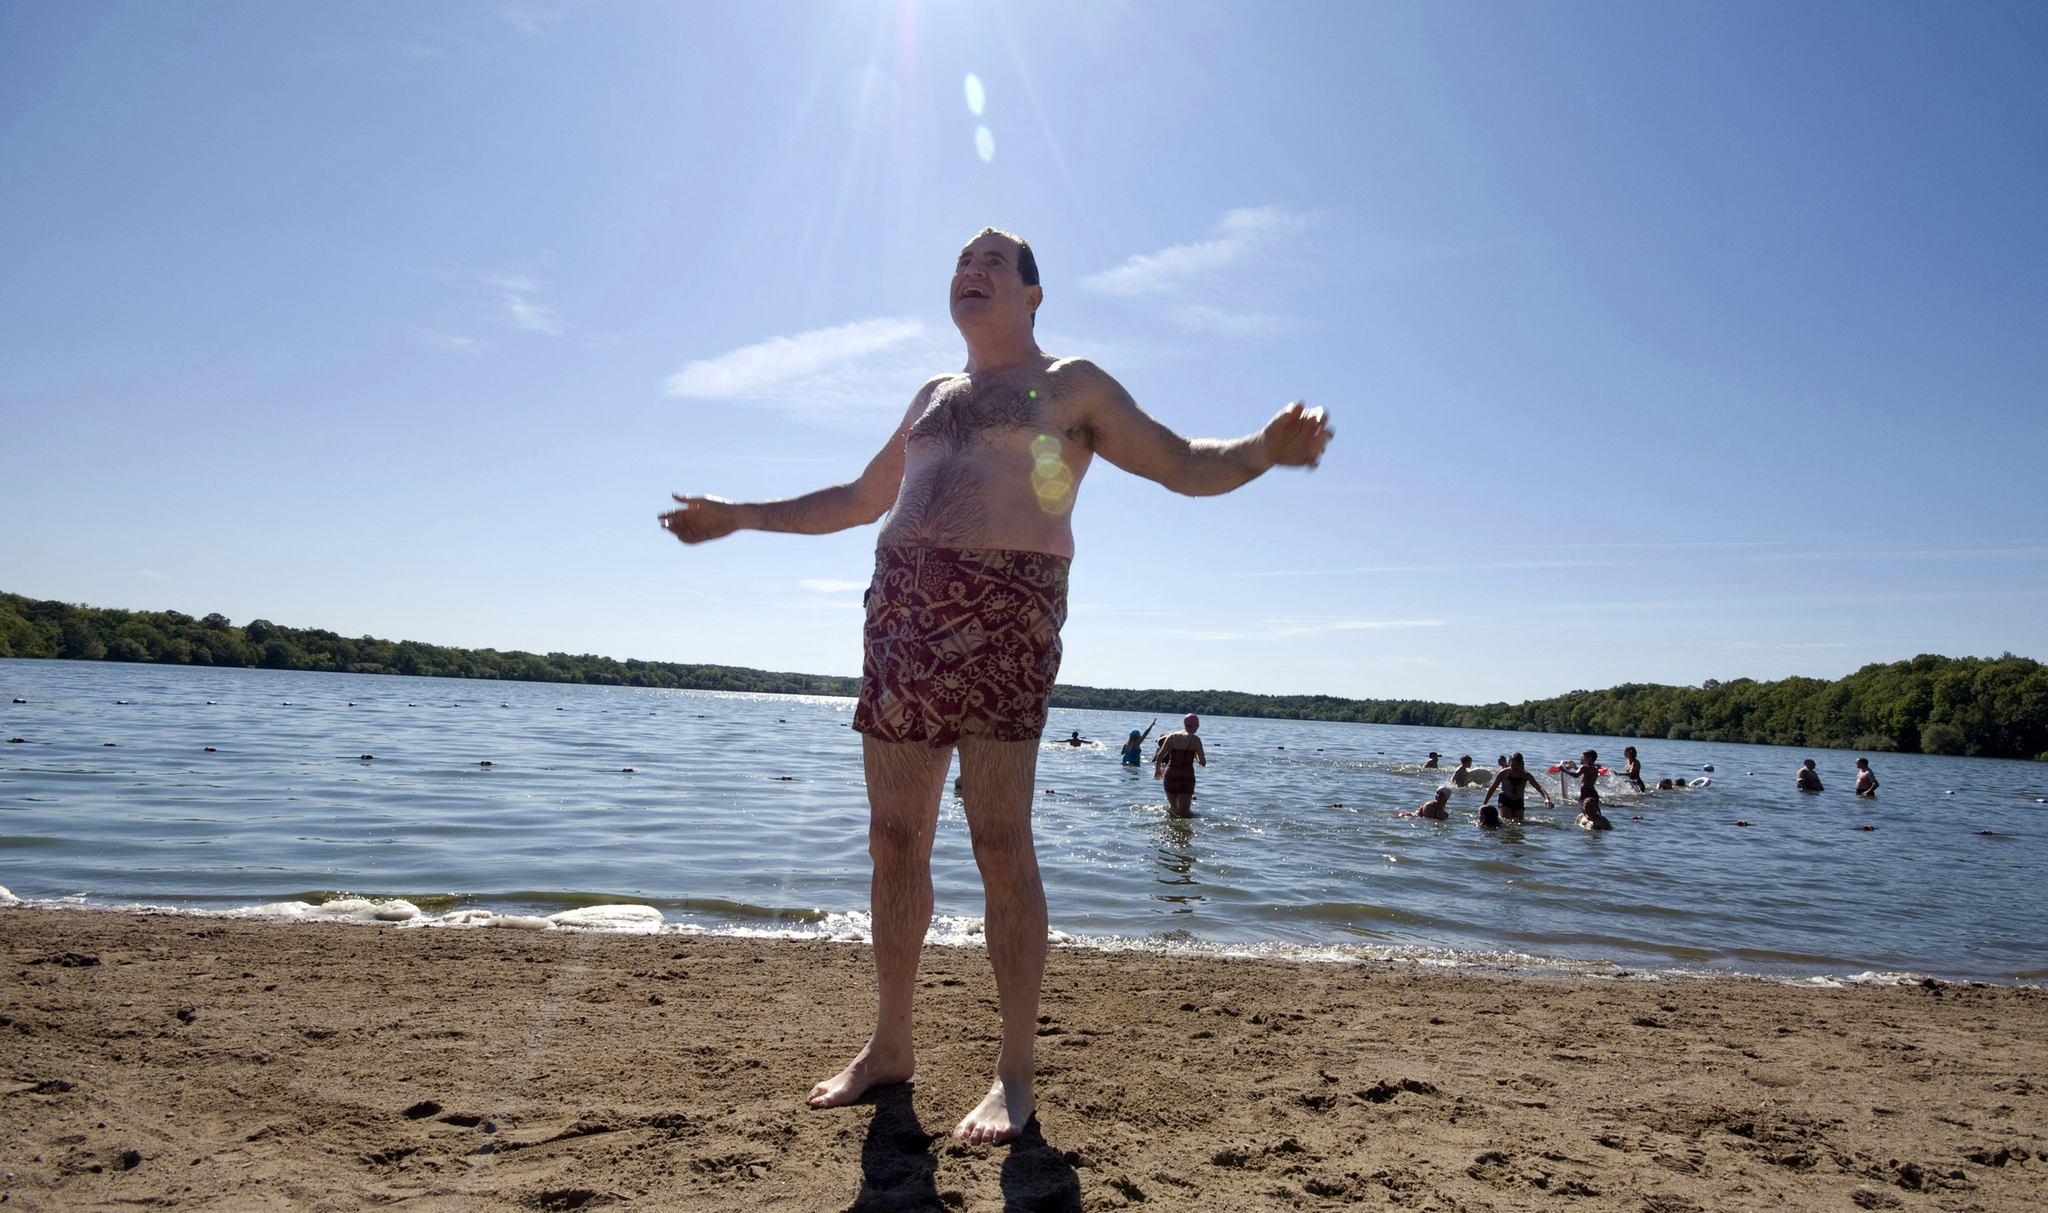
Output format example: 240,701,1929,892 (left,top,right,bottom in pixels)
659,380,936,544
1078,362,1333,497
